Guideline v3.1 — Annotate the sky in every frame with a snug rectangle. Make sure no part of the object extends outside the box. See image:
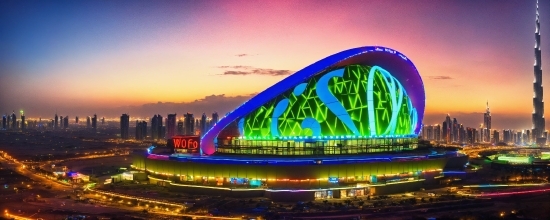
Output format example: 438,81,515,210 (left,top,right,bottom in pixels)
0,0,548,130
